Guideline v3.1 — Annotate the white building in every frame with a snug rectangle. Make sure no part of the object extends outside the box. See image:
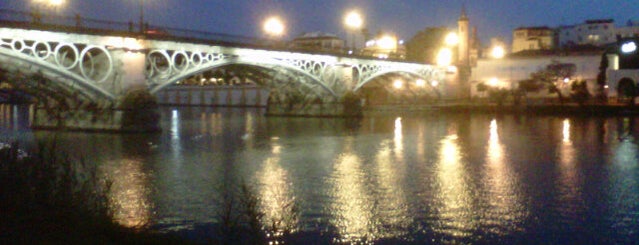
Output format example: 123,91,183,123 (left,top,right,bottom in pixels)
558,19,616,47
289,32,345,53
512,26,554,53
616,20,639,39
557,19,639,48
